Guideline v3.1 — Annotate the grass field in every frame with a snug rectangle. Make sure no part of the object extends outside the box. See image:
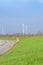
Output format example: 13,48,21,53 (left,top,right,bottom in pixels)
0,36,43,65
0,37,15,40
